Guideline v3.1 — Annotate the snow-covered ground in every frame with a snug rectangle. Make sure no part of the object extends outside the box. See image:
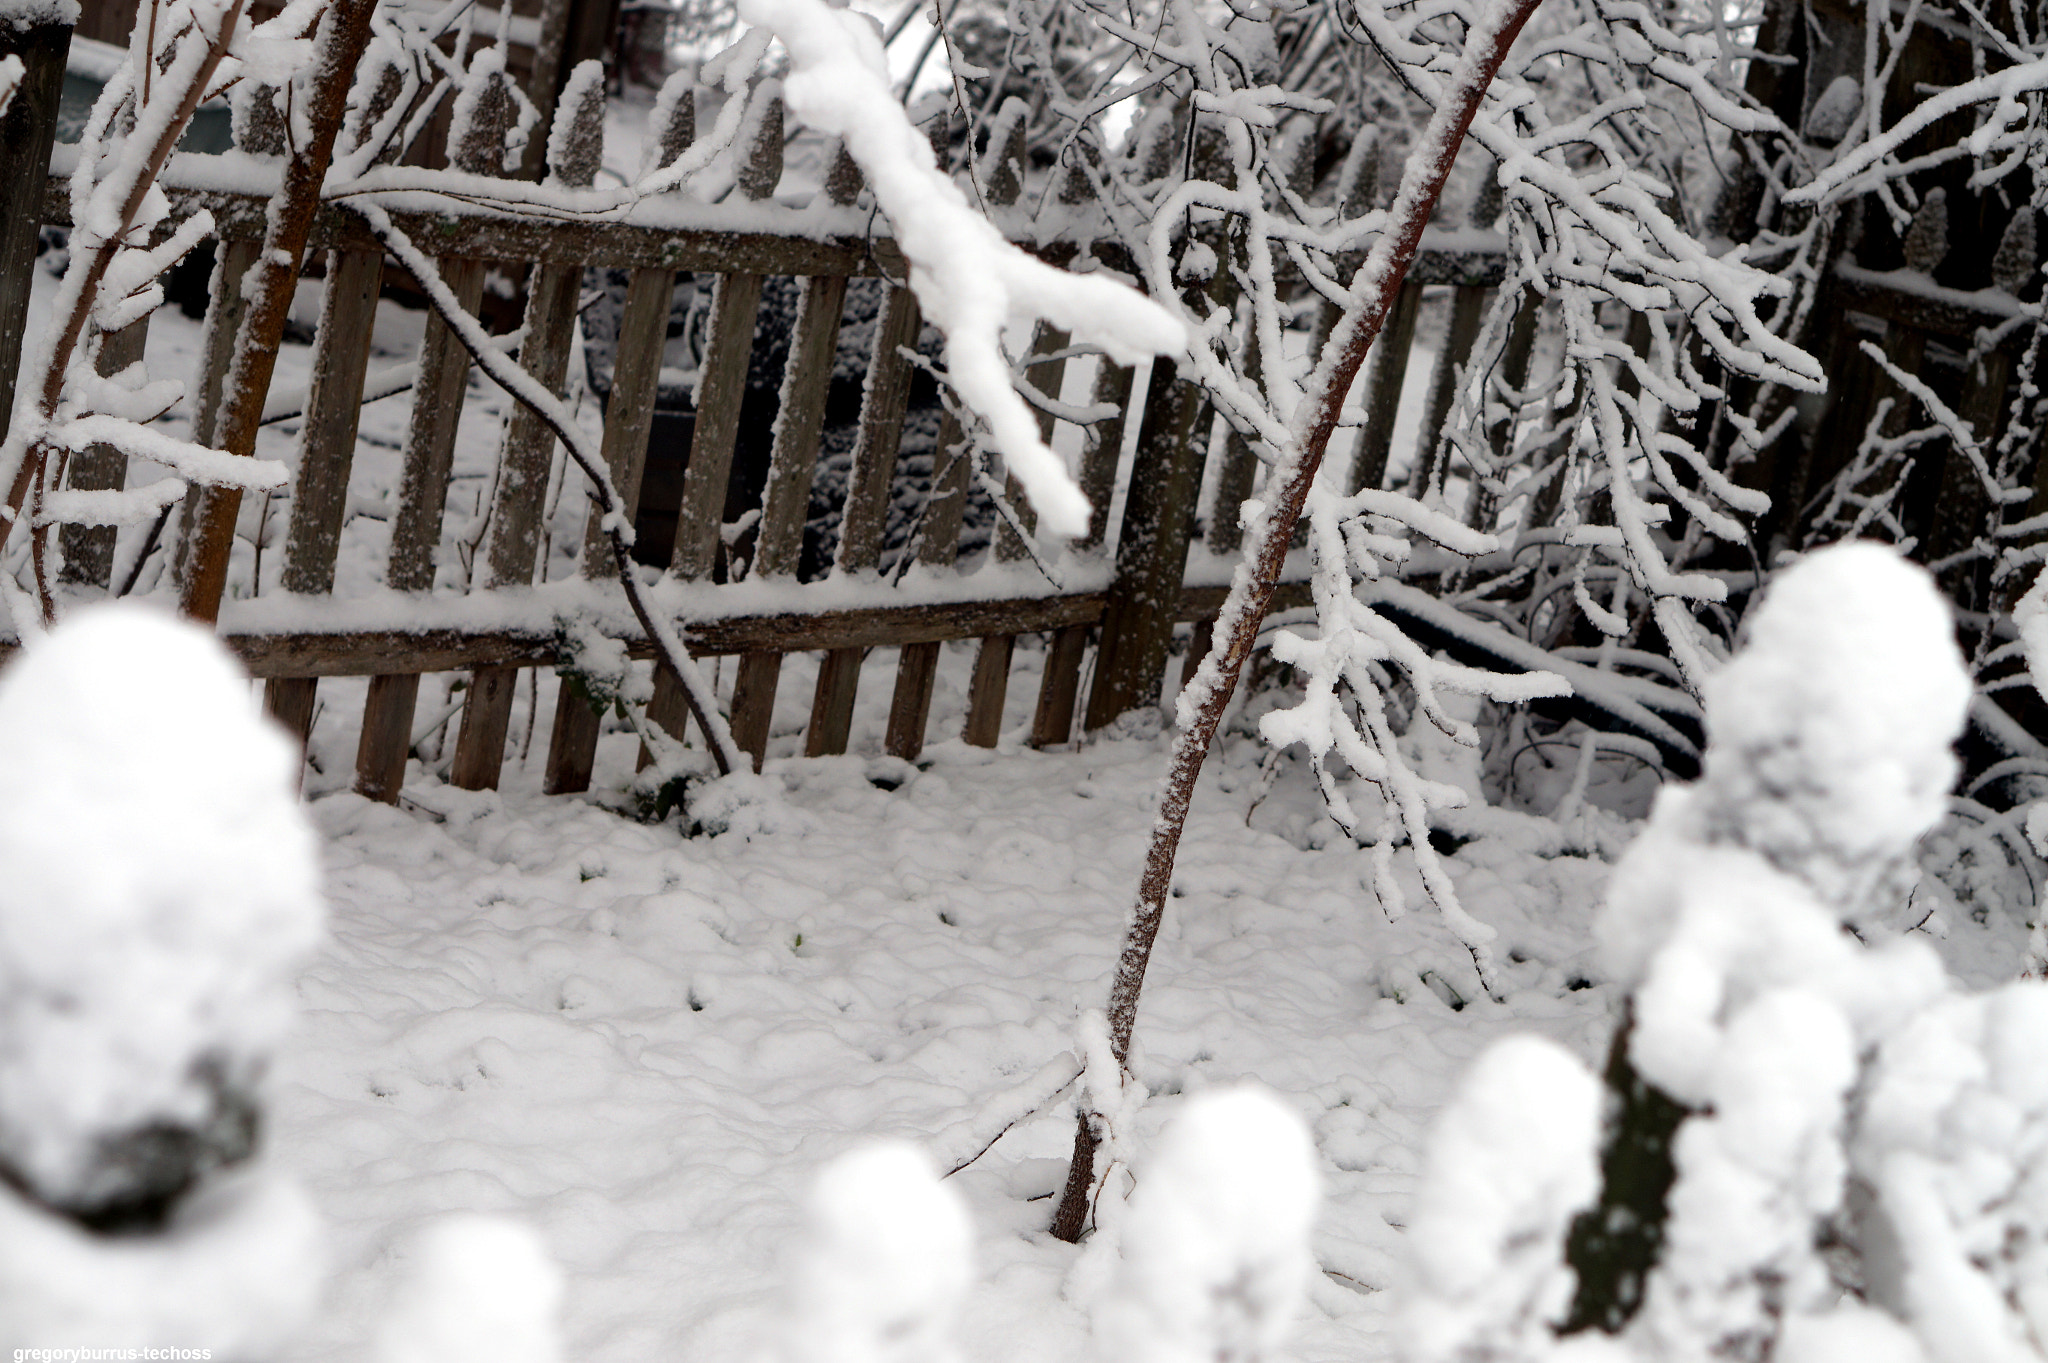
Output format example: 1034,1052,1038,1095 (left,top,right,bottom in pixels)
264,636,2029,1360
282,668,1617,1361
